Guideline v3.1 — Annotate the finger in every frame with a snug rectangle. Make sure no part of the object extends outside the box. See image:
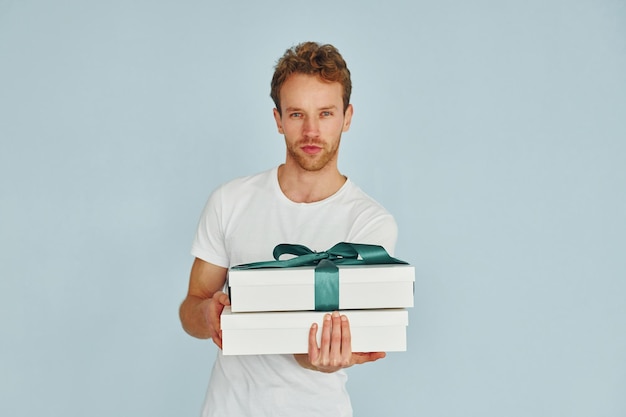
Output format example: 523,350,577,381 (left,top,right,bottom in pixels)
208,292,227,349
319,314,332,365
212,290,229,305
216,291,231,306
209,298,224,330
212,333,223,349
329,312,342,366
340,314,352,365
308,323,320,364
351,352,386,365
